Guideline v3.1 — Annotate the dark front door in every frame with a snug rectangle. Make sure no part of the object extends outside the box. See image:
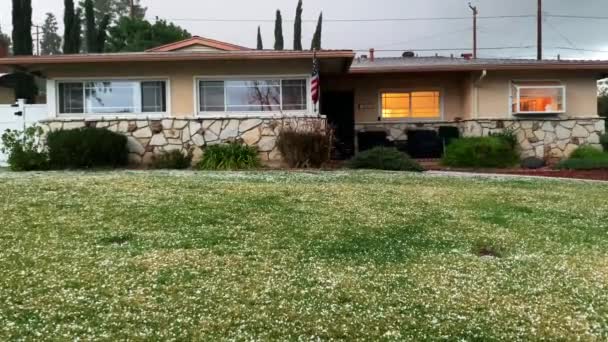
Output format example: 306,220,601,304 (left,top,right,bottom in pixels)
321,91,355,159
